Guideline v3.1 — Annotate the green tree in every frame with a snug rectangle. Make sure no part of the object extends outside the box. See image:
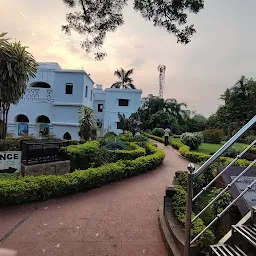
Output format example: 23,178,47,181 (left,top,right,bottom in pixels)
149,110,178,131
118,113,129,133
138,97,187,130
111,68,136,89
78,106,96,140
62,0,204,59
214,75,256,136
0,34,38,139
